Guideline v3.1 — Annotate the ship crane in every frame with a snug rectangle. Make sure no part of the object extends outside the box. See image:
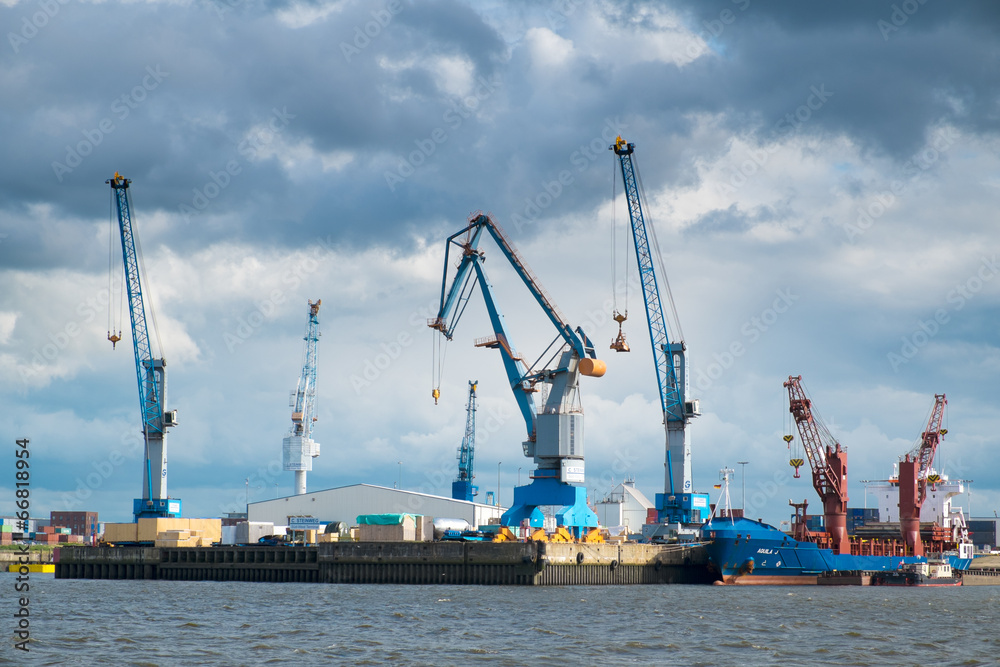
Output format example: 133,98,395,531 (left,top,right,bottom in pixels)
783,375,849,554
609,137,705,529
452,380,479,502
429,213,606,536
898,393,947,556
283,299,322,496
107,173,180,521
